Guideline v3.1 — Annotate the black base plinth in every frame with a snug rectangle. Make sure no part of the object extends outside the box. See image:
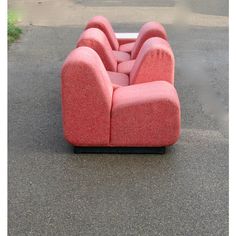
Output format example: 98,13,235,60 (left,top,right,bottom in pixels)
73,146,166,154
